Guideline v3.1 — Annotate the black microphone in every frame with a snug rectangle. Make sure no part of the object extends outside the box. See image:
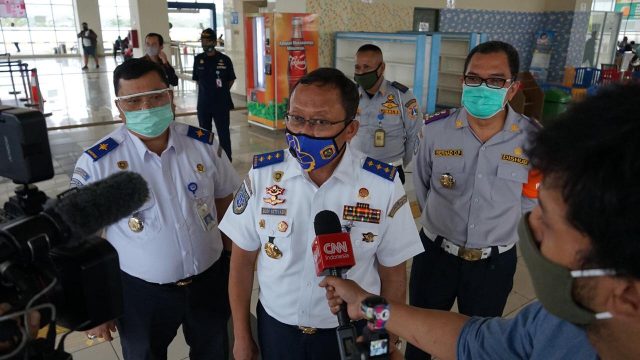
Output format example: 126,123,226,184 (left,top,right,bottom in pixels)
0,171,149,262
313,210,359,360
